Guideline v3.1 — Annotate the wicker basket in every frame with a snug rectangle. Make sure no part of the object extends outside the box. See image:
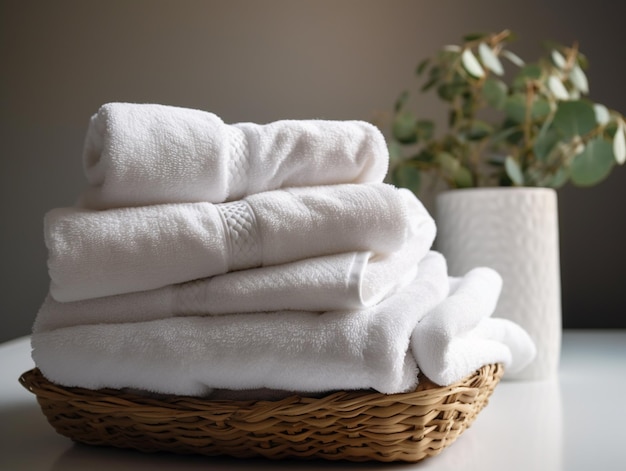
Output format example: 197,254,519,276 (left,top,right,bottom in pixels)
19,364,502,463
